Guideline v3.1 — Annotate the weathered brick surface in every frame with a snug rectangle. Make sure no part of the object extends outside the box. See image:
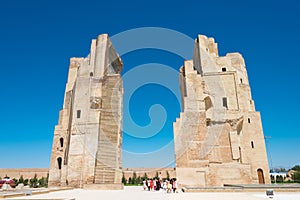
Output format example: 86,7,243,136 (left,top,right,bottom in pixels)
48,34,123,188
174,35,270,187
